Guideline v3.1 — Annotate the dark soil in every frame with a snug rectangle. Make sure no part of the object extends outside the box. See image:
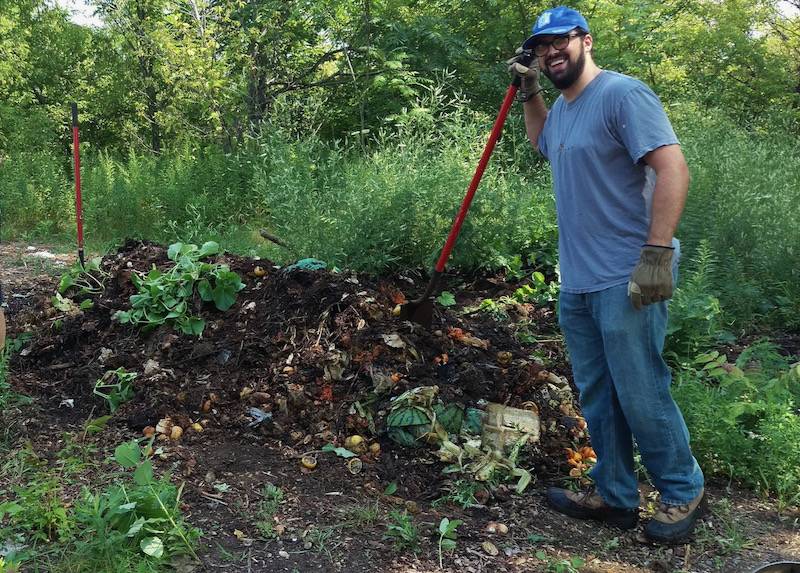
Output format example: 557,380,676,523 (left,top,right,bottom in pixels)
1,240,799,573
